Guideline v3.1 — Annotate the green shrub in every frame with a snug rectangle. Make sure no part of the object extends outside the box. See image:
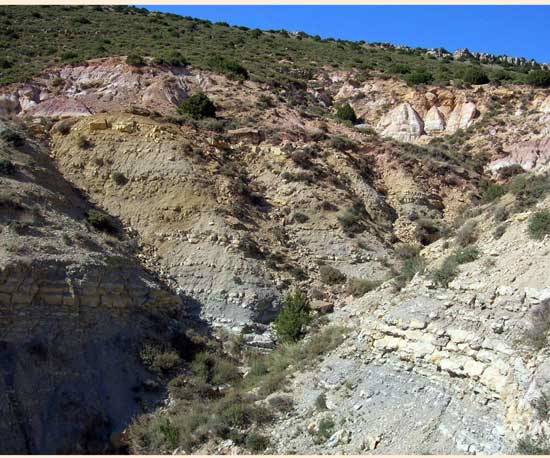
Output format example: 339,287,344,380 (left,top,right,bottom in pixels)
153,50,188,66
461,66,489,85
416,217,443,245
431,247,479,287
51,76,64,87
245,432,269,452
0,159,16,175
335,103,357,124
498,164,524,180
219,402,252,428
55,119,73,135
523,300,550,350
395,254,425,288
528,210,550,240
268,395,294,413
405,70,433,86
517,434,550,455
510,174,550,208
273,290,311,342
207,55,248,80
481,183,506,203
346,278,381,297
292,212,309,223
86,209,118,234
177,93,216,119
526,70,550,88
452,246,480,264
317,418,335,440
330,135,355,151
126,54,145,66
431,256,459,287
337,207,363,233
211,357,240,385
493,205,509,223
140,344,182,374
388,63,411,74
315,392,327,410
319,265,346,285
111,171,128,185
0,129,24,147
